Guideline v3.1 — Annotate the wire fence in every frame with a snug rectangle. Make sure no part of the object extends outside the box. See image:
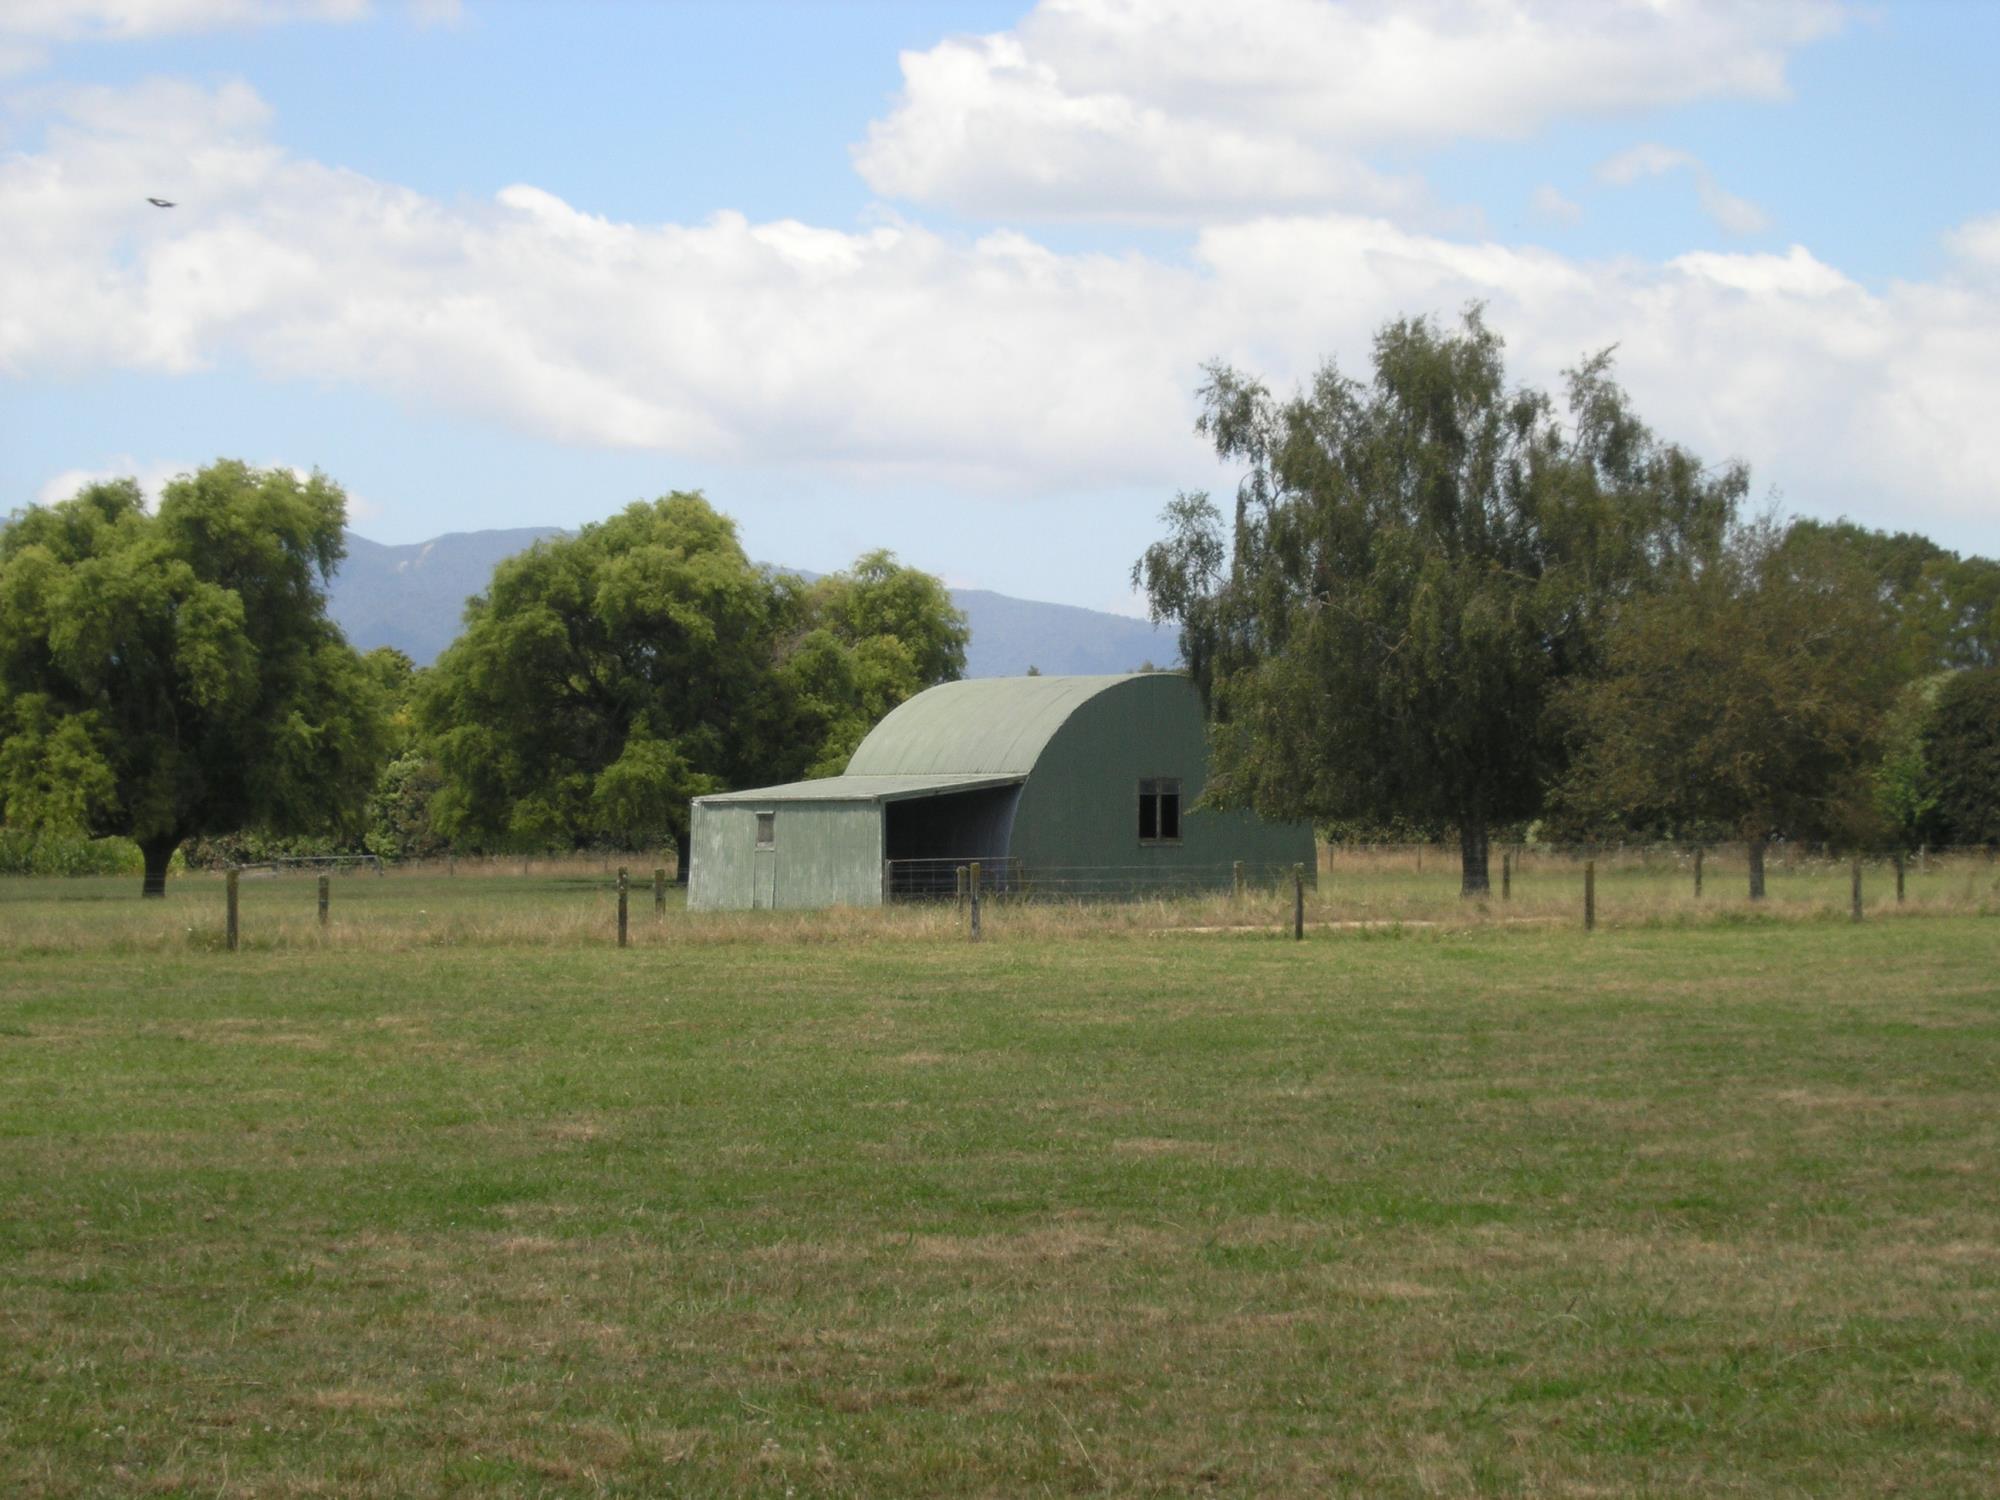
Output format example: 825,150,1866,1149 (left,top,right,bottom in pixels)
8,839,1997,955
883,857,1310,902
1318,840,1997,876
880,842,2000,906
